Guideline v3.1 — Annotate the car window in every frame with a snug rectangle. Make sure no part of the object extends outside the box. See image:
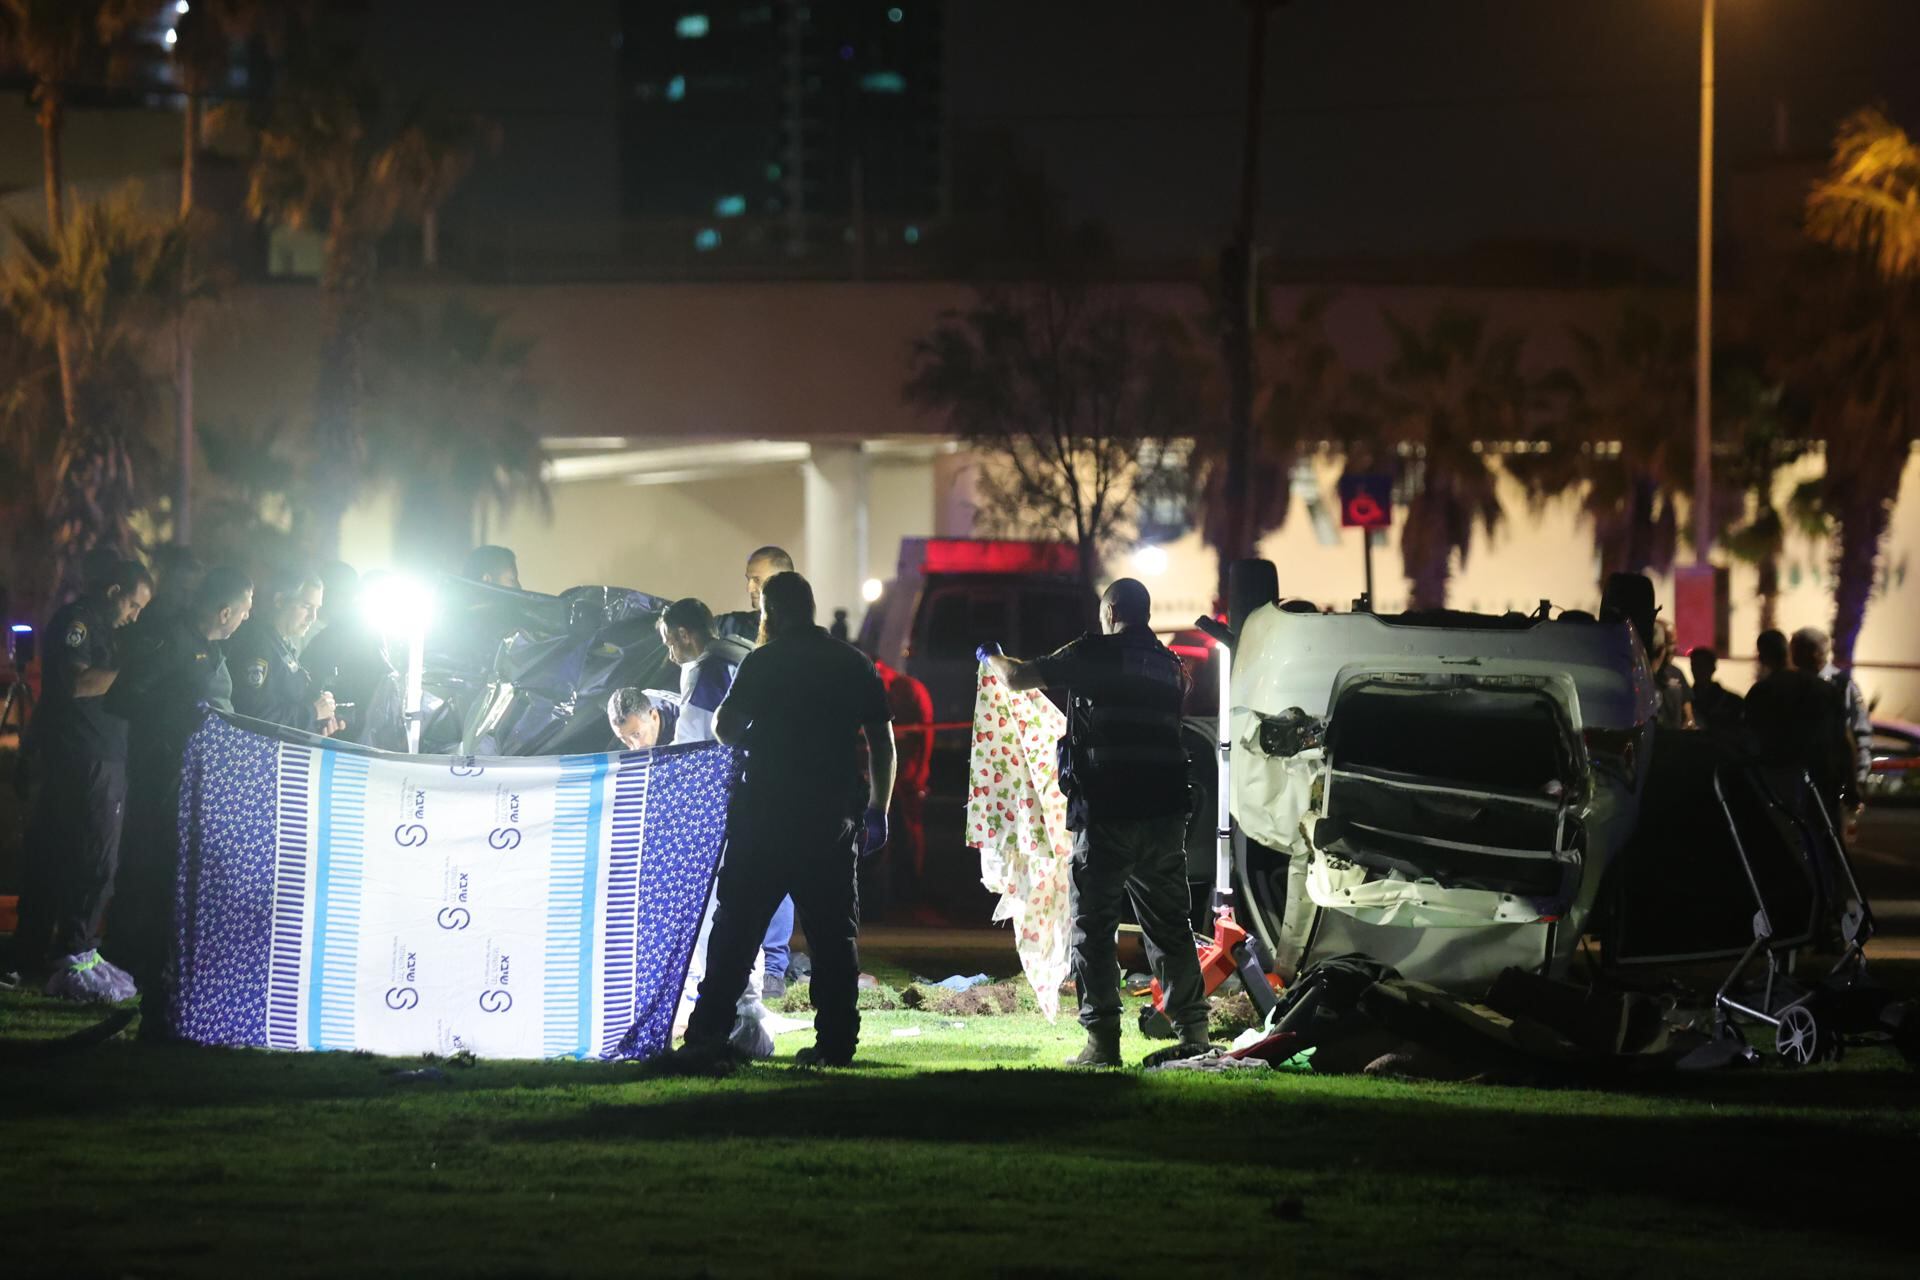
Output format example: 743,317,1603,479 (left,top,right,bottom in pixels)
921,589,1011,661
921,590,970,658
